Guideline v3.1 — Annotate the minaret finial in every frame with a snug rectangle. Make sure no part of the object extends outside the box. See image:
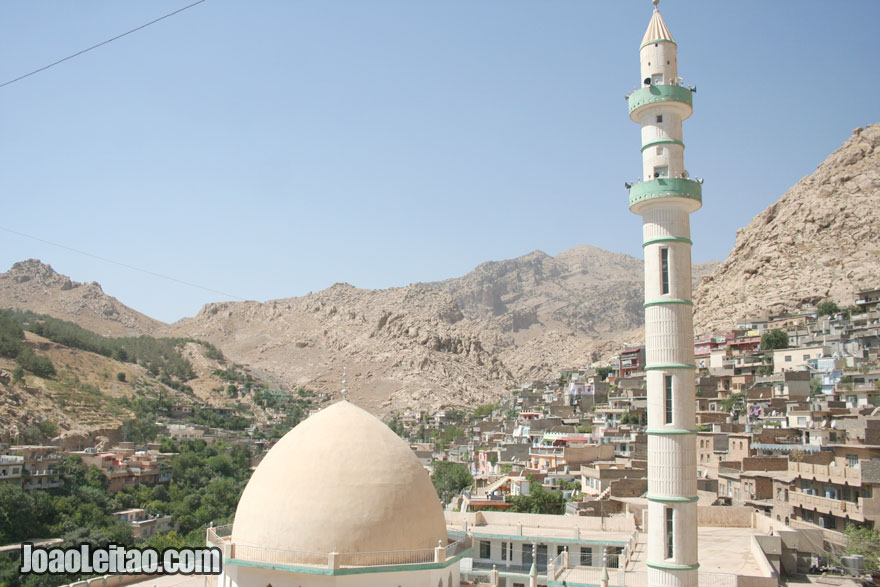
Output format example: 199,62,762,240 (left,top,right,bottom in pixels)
652,0,660,7
341,366,348,402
